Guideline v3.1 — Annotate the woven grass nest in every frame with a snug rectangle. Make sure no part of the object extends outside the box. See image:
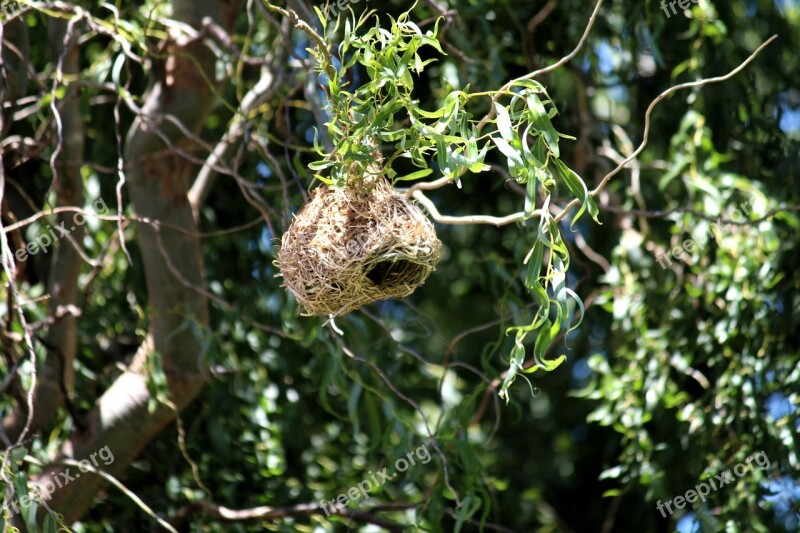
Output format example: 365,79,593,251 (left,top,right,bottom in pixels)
277,175,441,316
